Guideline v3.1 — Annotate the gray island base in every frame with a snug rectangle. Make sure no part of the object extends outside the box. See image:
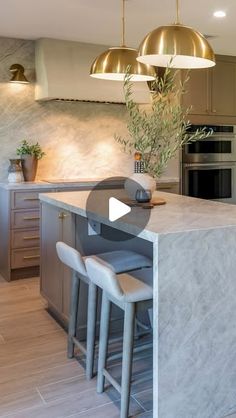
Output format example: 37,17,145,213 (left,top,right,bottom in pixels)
39,189,236,418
